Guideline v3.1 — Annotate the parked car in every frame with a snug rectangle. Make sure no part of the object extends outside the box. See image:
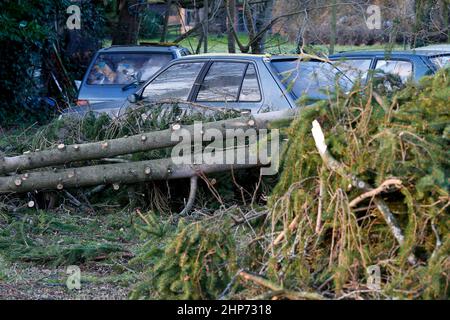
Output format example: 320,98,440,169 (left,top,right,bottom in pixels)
75,44,191,106
330,50,450,84
415,44,450,52
64,54,353,117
